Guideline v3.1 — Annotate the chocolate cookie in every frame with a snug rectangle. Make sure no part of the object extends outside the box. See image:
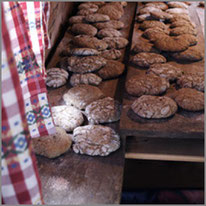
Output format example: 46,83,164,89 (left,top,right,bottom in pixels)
171,88,204,111
97,60,125,79
131,95,178,119
130,52,166,68
67,48,100,56
94,20,124,30
147,63,183,81
132,39,158,53
97,28,122,38
126,73,170,96
73,35,108,51
100,49,122,60
67,56,106,73
63,85,105,110
84,13,110,23
71,23,97,36
103,37,128,49
139,20,168,31
85,97,121,124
